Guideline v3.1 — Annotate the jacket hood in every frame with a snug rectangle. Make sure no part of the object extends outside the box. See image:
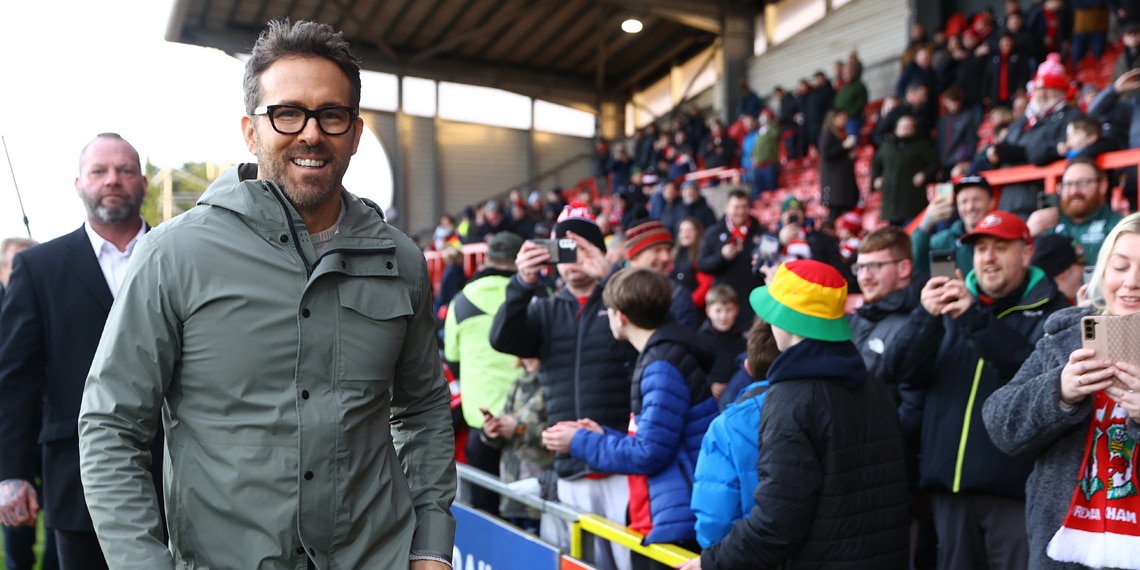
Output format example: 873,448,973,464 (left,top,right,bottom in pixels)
644,321,717,375
197,164,396,256
461,272,513,314
964,265,1049,305
766,338,866,389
